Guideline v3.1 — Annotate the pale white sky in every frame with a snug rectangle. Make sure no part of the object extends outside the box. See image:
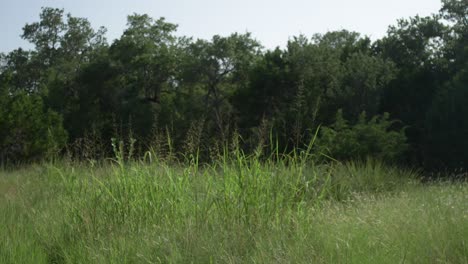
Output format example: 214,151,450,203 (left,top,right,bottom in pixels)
0,0,442,52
